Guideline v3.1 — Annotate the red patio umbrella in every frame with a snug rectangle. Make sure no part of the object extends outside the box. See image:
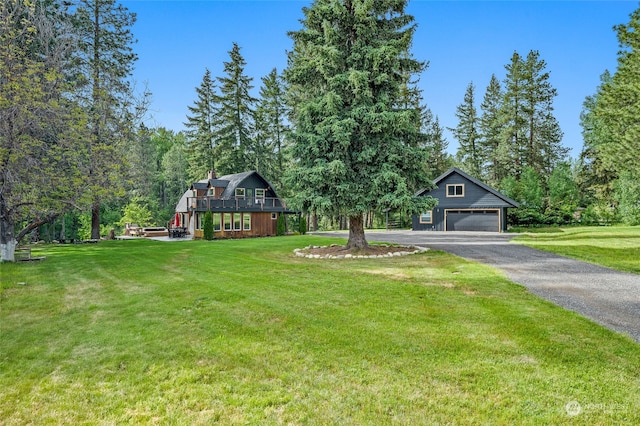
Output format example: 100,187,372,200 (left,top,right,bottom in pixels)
175,213,180,227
